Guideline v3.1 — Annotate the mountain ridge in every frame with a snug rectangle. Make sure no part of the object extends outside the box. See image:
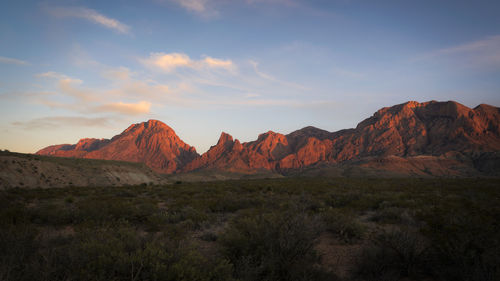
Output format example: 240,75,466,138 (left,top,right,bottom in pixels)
36,100,500,177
